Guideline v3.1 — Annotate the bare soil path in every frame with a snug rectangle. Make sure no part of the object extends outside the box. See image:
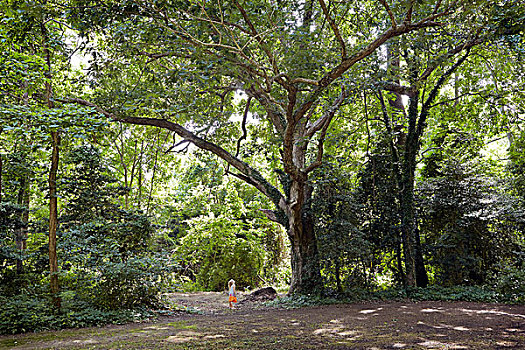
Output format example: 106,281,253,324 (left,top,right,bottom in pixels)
1,292,524,349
